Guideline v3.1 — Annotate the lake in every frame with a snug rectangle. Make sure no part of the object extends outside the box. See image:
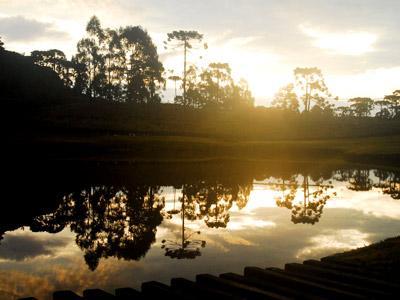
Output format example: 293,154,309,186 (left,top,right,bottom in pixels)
1,160,399,299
